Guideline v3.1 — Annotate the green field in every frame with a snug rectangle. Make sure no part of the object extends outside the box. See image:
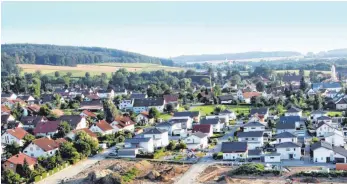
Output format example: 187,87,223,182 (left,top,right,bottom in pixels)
190,105,251,116
275,70,331,76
